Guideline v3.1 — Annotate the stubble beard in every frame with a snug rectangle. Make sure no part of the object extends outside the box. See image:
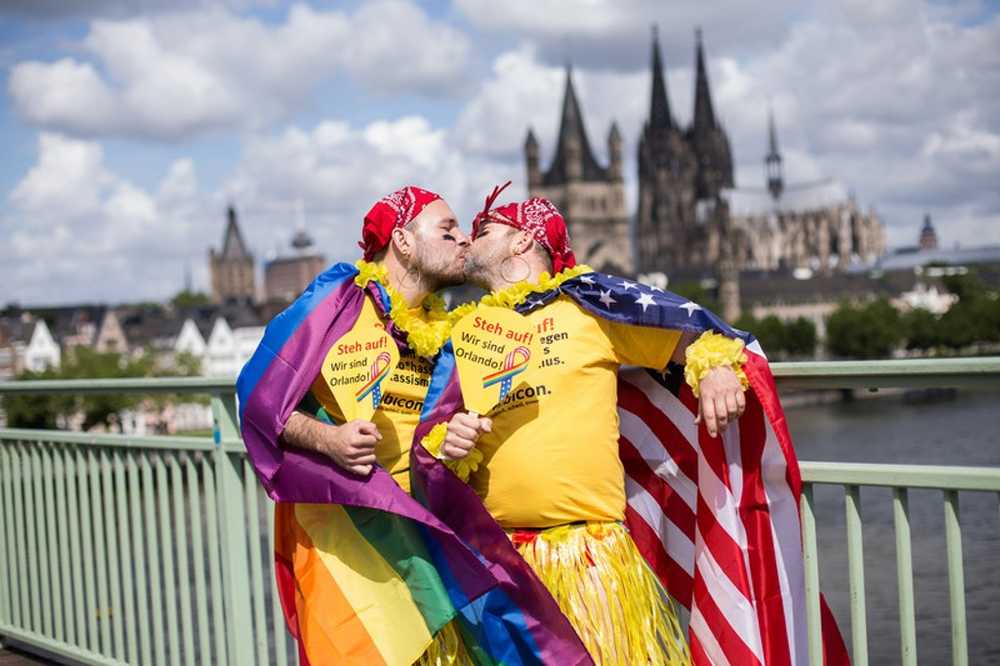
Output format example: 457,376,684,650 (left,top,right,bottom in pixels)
463,248,504,291
414,246,465,289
